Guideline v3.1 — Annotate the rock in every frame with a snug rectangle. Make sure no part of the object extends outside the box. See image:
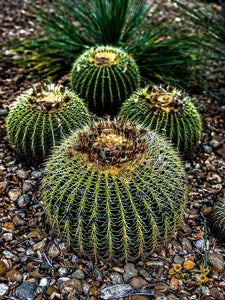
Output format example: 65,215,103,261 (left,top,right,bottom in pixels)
173,255,185,264
209,139,221,149
124,296,150,300
59,242,69,251
46,286,59,296
0,181,8,194
183,260,195,270
202,145,212,154
31,170,42,179
6,269,23,282
145,261,164,267
0,109,7,116
208,253,225,272
109,272,123,284
215,148,225,158
210,287,224,300
15,281,37,300
27,262,47,278
8,187,22,201
154,282,169,293
130,276,148,289
155,295,167,300
195,239,205,250
0,261,7,276
123,263,138,282
167,293,180,300
39,277,49,289
17,194,30,207
2,232,13,241
112,266,124,273
22,180,34,193
58,267,68,276
181,237,192,252
139,268,151,280
72,269,85,280
83,283,91,295
100,284,133,300
16,169,29,180
49,244,60,258
94,267,103,281
0,283,9,299
89,285,98,297
60,279,83,293
33,239,46,250
3,250,19,262
13,215,26,226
